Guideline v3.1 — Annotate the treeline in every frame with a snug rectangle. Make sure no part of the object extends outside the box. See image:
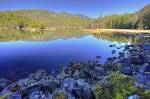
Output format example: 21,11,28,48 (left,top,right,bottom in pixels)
0,10,92,32
0,4,150,31
0,11,50,31
89,4,150,29
97,14,135,29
